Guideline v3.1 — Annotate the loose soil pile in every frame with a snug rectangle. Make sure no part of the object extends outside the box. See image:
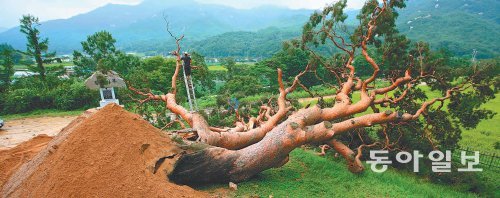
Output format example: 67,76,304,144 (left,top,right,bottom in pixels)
0,134,53,187
1,104,207,197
